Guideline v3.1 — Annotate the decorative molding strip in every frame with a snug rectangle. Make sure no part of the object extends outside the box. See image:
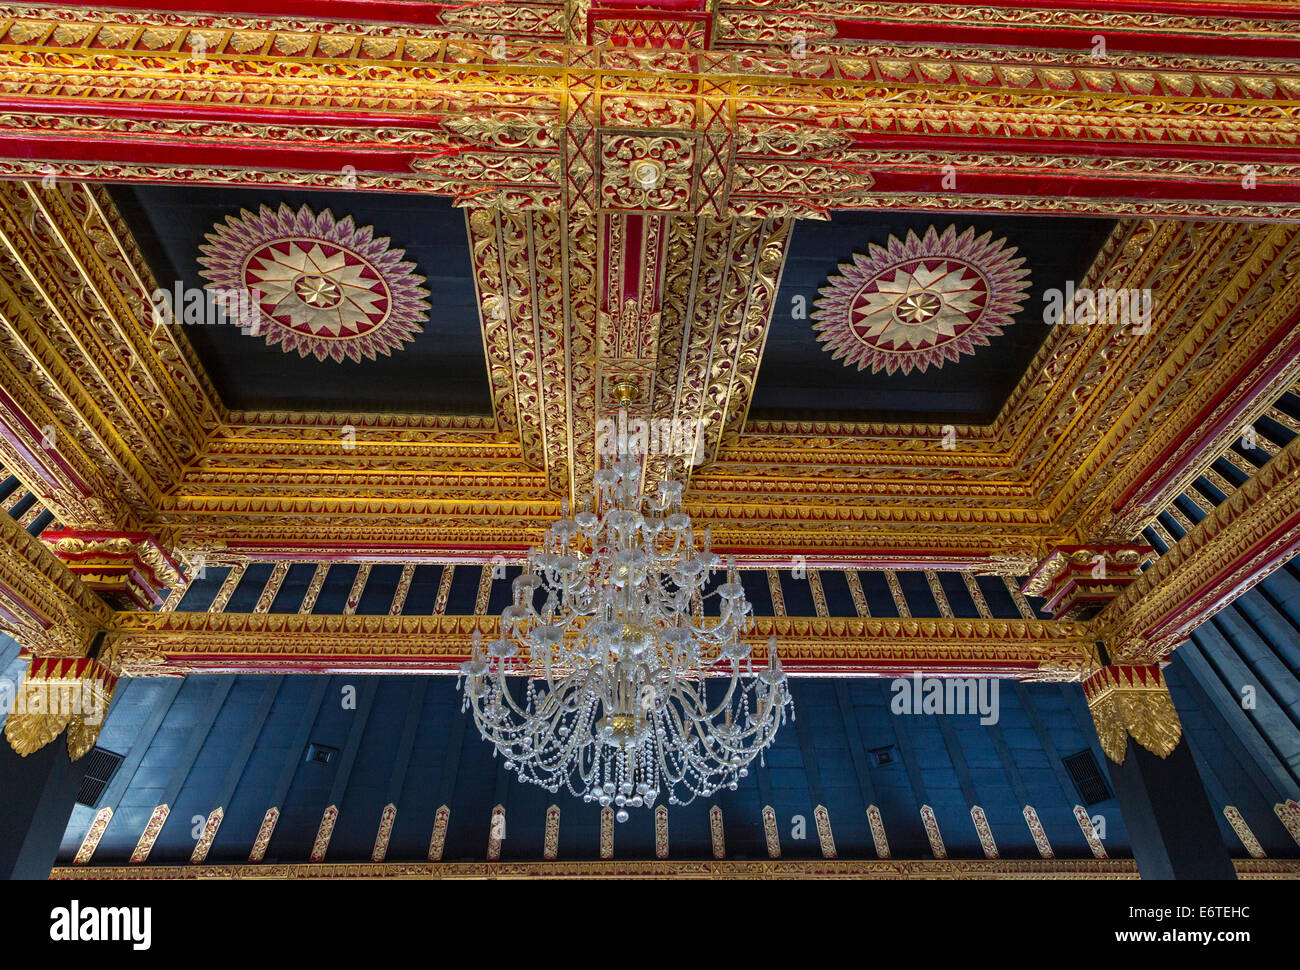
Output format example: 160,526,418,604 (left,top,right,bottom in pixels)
1275,800,1300,847
129,804,169,864
434,565,454,616
428,805,450,862
248,807,278,863
1075,805,1108,859
846,570,869,618
925,570,953,618
343,563,371,615
808,570,828,618
544,805,560,861
253,562,289,613
102,611,1095,679
867,805,890,859
885,570,911,618
389,564,415,616
1223,806,1266,859
73,807,112,866
963,573,992,619
1023,806,1053,860
766,569,786,617
655,805,669,860
309,805,338,863
297,565,326,614
710,805,725,860
208,564,245,613
475,564,493,617
814,804,837,859
487,804,505,861
762,805,780,859
970,806,999,860
160,583,187,612
1003,575,1036,620
190,807,224,864
372,803,397,863
600,807,614,860
920,805,946,859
